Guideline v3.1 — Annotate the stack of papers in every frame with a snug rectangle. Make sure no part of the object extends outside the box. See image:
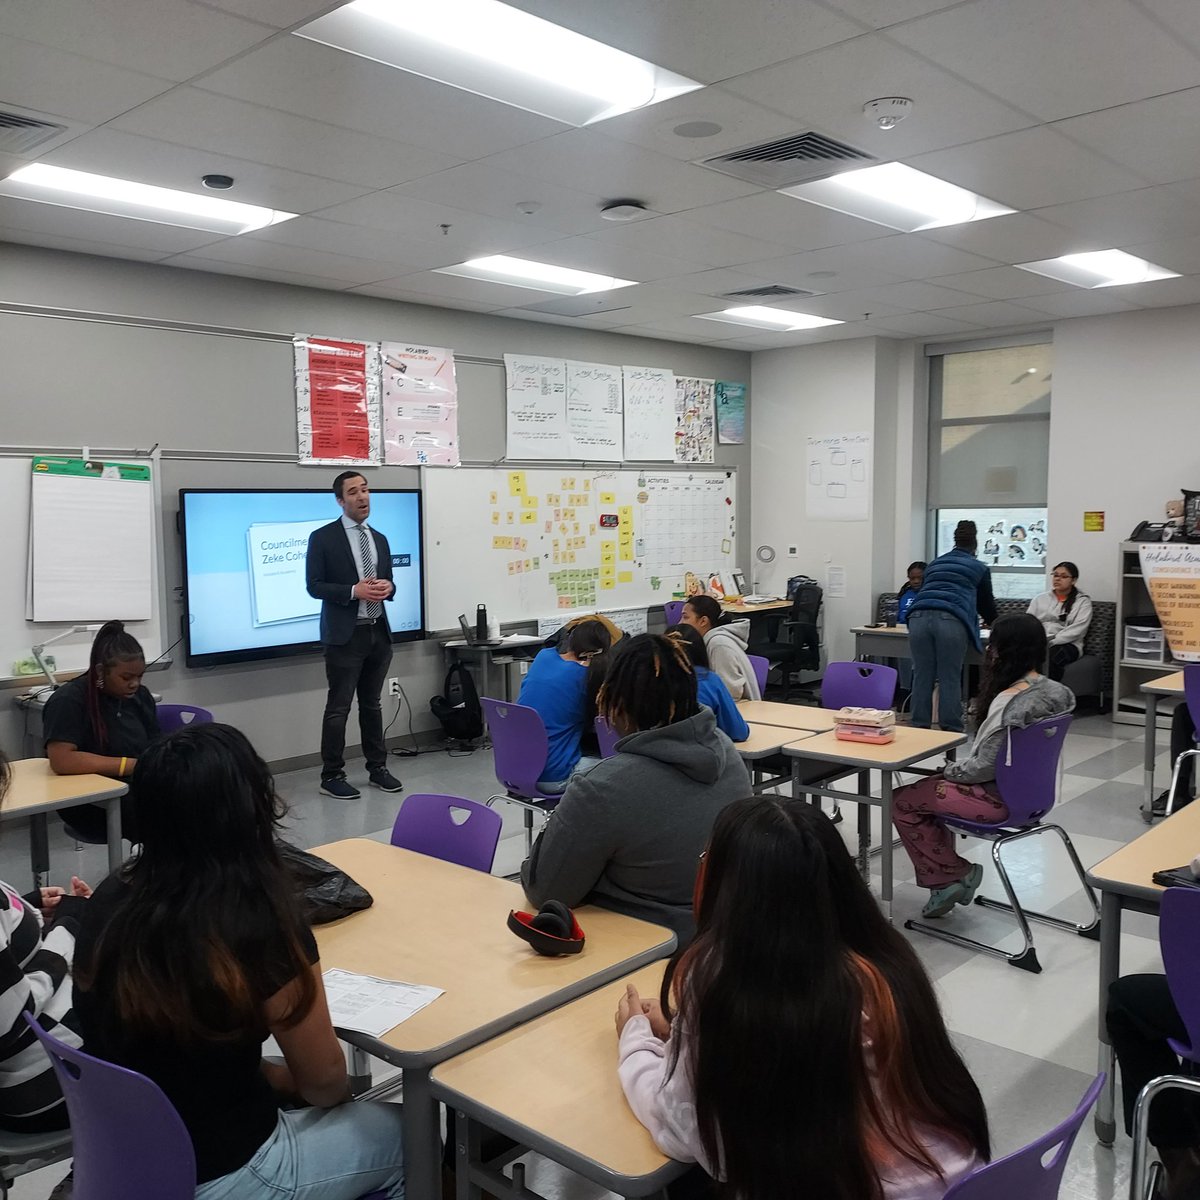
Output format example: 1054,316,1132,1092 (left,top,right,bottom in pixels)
322,969,444,1038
